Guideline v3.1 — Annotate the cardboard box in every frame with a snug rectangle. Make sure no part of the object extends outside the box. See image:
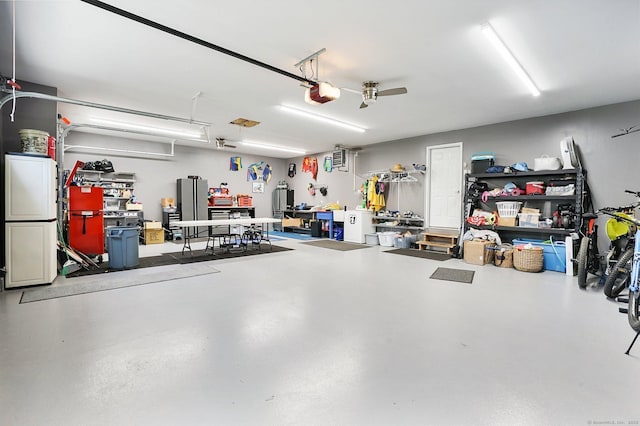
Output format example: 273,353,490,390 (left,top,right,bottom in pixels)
282,218,302,228
126,202,143,211
464,239,496,265
144,221,162,229
161,197,175,207
499,216,517,227
144,228,164,244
